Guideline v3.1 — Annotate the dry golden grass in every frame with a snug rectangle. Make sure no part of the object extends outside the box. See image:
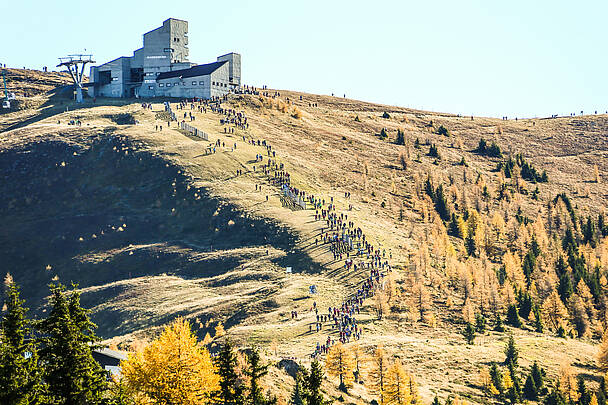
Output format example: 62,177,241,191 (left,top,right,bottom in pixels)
2,73,608,403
